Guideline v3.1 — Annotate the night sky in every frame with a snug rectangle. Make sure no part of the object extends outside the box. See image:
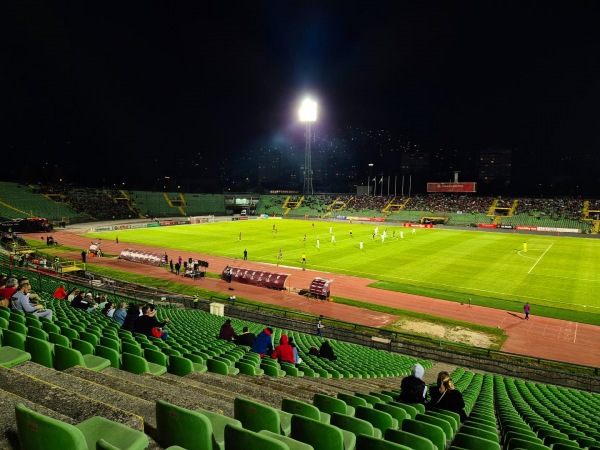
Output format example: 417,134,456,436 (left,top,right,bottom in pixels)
3,1,600,193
